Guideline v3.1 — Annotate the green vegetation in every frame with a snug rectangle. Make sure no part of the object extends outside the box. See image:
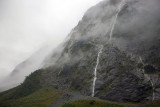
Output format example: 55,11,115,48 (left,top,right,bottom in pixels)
145,100,160,107
0,87,61,107
0,69,62,107
61,99,124,107
14,69,43,98
0,69,43,101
